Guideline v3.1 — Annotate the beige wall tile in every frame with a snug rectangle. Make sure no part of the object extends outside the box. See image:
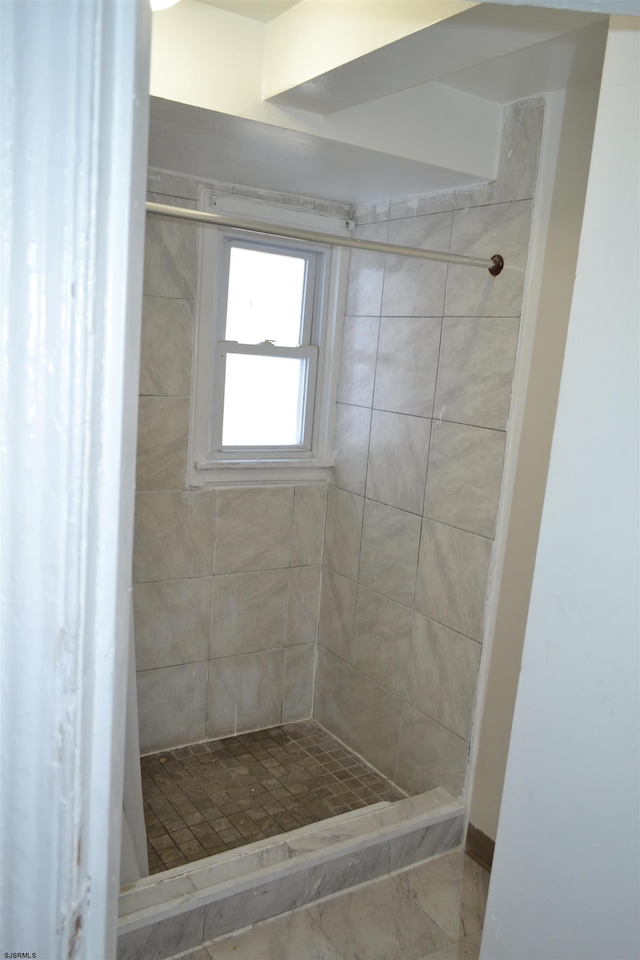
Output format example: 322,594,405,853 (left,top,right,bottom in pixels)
445,200,532,318
314,647,350,741
359,500,421,606
454,98,544,208
373,317,441,418
333,403,371,496
415,520,492,641
291,483,326,566
424,422,506,538
139,296,193,398
382,213,451,317
366,410,431,515
286,565,321,646
211,569,288,658
137,662,208,752
283,645,315,723
345,221,388,317
434,317,519,430
318,568,356,661
406,614,482,741
352,586,412,697
136,396,190,491
143,215,197,300
354,199,391,224
336,316,379,407
133,490,215,583
134,577,212,671
324,486,363,580
395,703,468,797
345,671,403,780
389,192,454,219
206,650,285,739
214,487,294,574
